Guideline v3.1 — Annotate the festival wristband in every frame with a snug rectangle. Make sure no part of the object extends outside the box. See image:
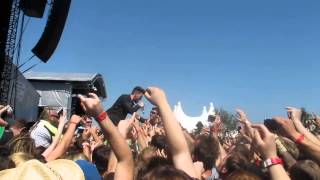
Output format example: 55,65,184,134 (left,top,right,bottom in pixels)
295,134,305,144
262,157,283,168
96,111,107,122
70,121,78,126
